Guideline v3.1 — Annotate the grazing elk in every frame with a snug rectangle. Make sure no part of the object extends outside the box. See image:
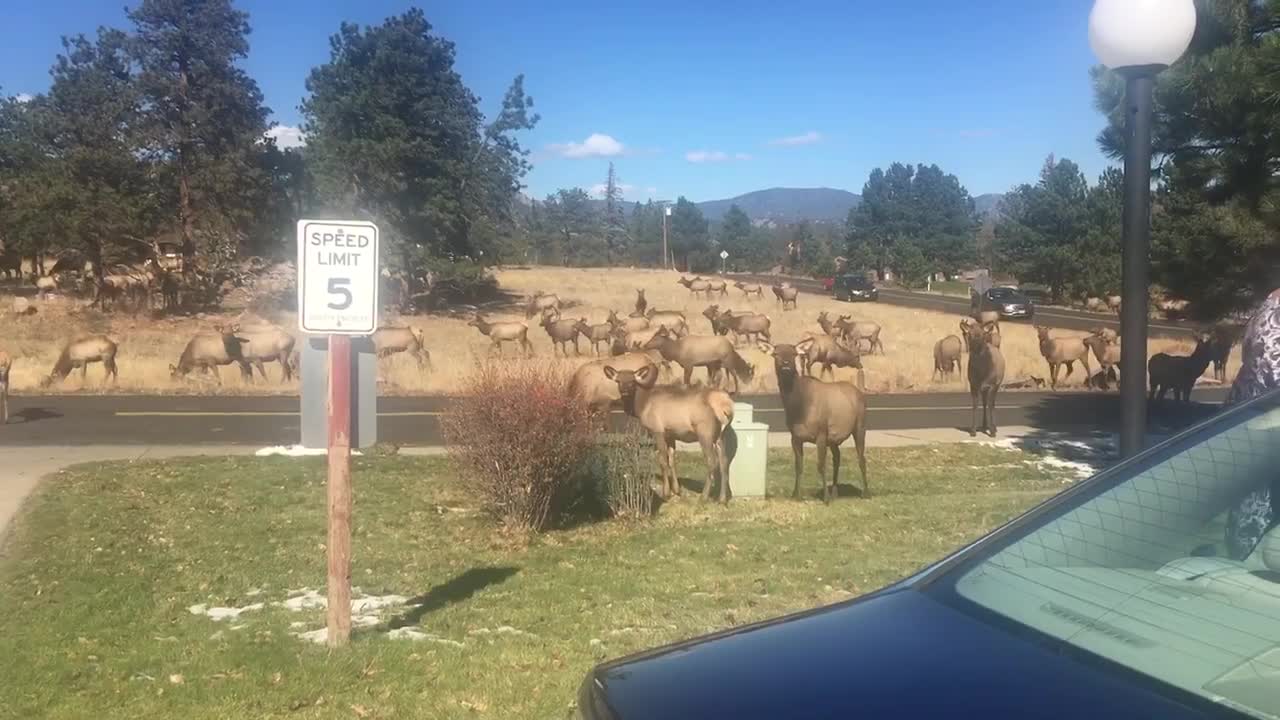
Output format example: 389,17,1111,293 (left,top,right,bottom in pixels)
1035,326,1092,390
170,333,248,385
644,327,754,393
524,292,564,319
540,309,584,356
834,316,883,355
966,321,1005,437
796,334,864,386
230,323,299,382
761,342,868,502
43,335,120,387
603,363,735,503
771,283,799,310
575,318,615,356
933,335,963,382
372,326,430,370
1209,324,1240,383
734,281,764,300
607,309,650,334
718,309,772,346
1082,332,1121,389
0,350,10,425
645,308,689,337
677,276,711,297
634,289,647,317
468,314,533,357
704,277,728,297
1149,332,1215,403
